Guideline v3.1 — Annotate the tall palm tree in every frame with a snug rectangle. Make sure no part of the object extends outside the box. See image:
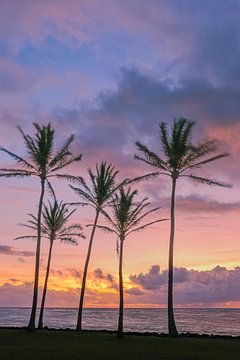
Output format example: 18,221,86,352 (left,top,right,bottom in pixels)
69,161,126,331
134,117,231,337
0,123,82,330
15,199,85,329
92,187,167,338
